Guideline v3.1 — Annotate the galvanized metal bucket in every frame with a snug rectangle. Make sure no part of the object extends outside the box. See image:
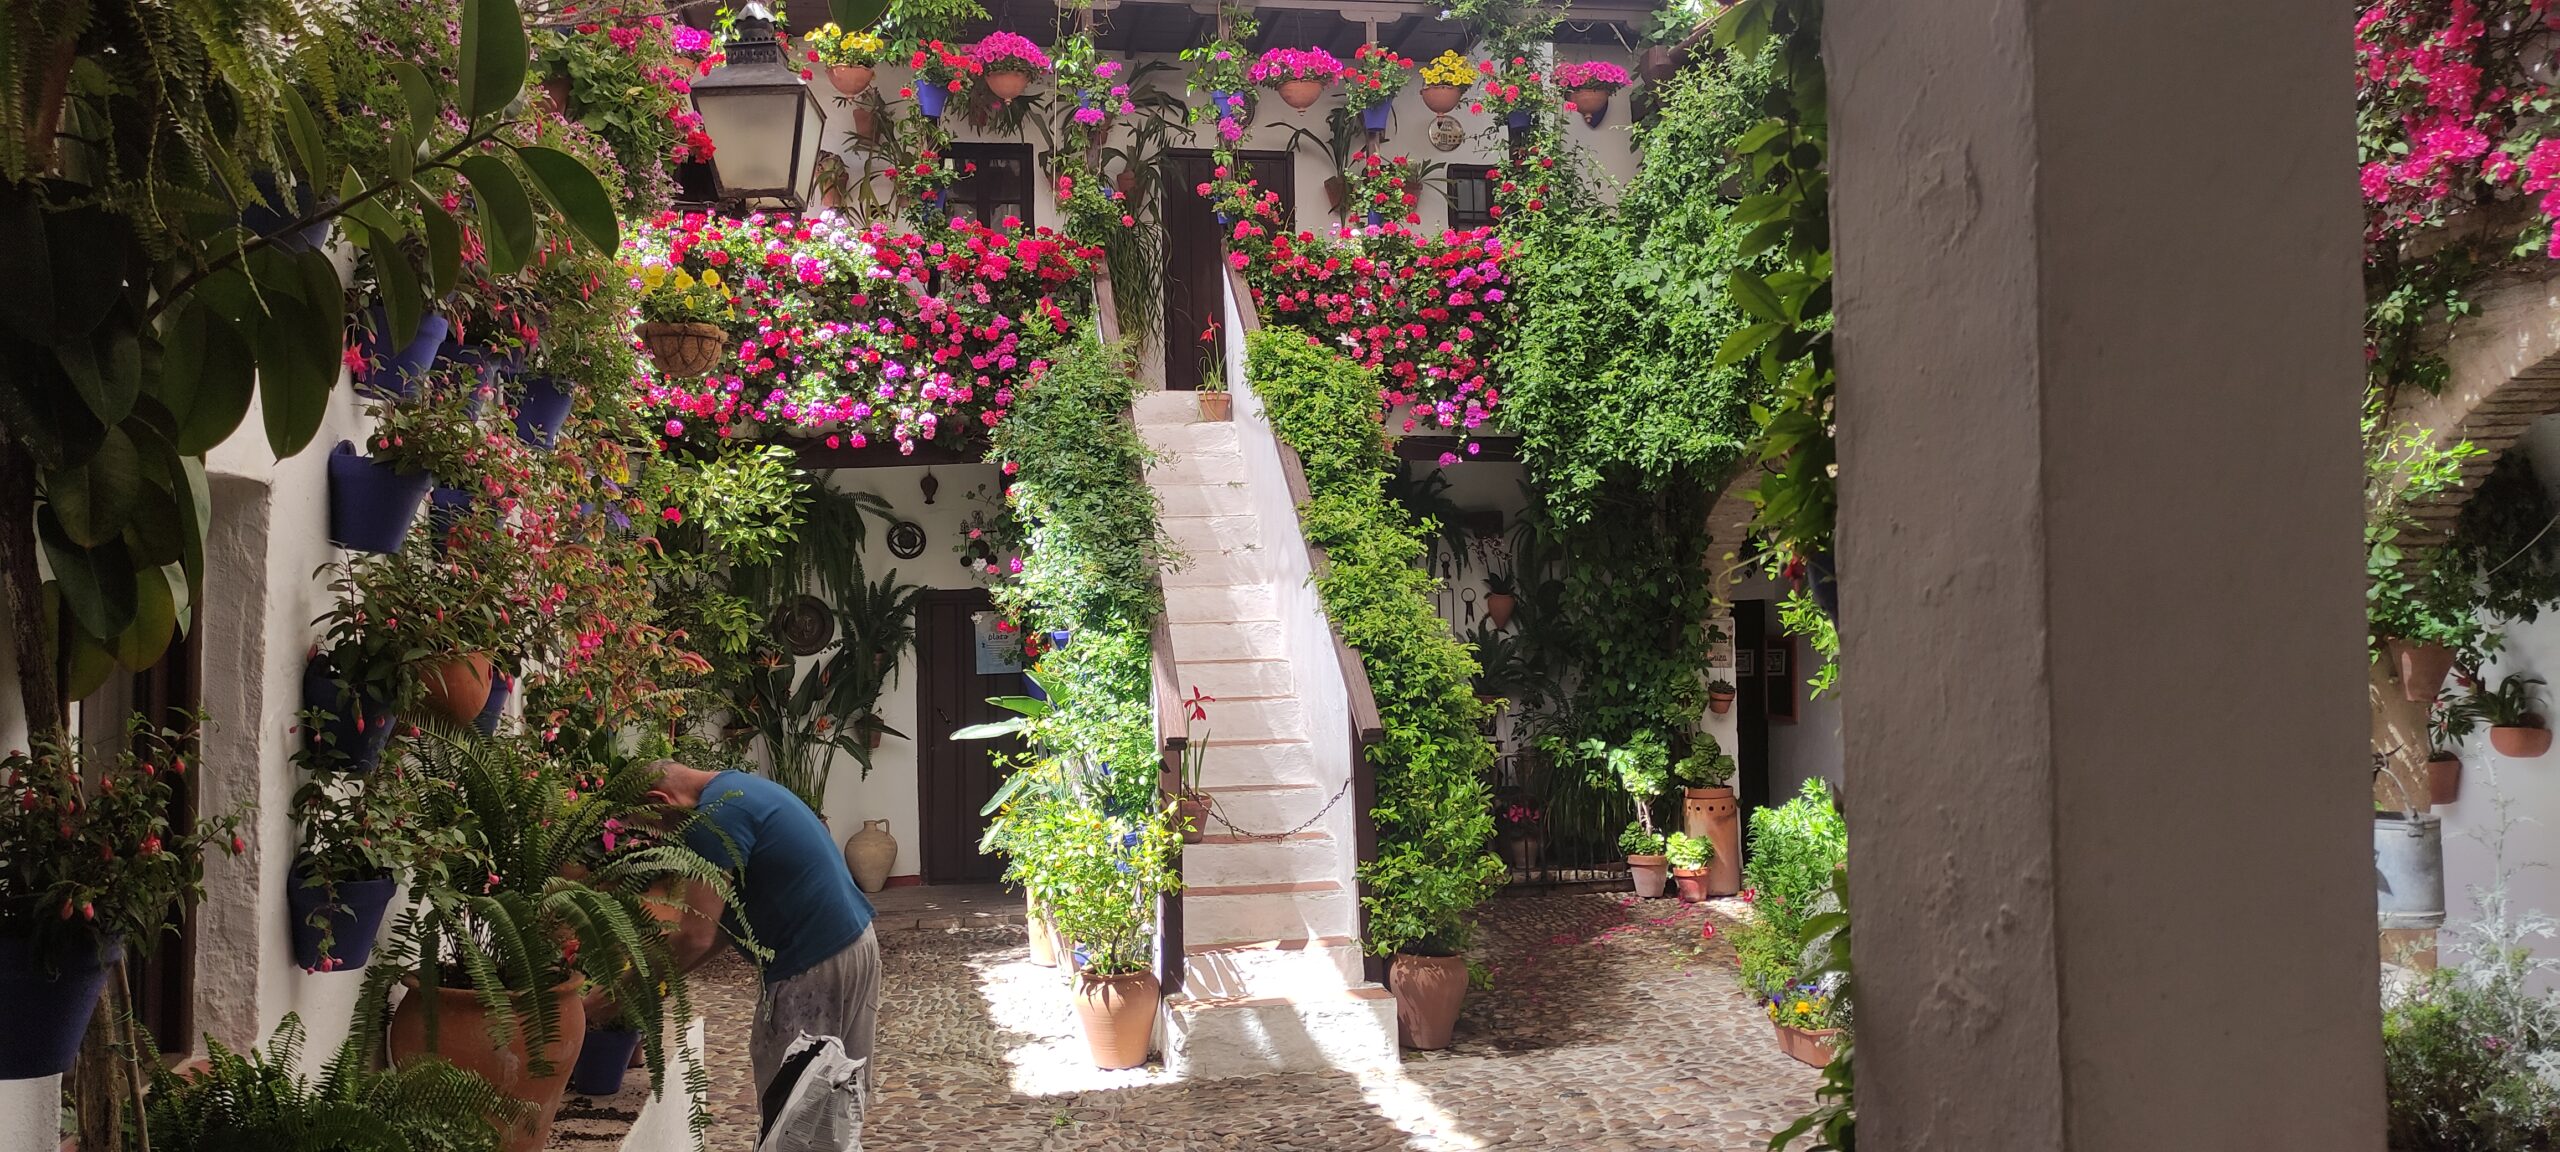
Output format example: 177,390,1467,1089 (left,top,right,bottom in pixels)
2376,811,2447,930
